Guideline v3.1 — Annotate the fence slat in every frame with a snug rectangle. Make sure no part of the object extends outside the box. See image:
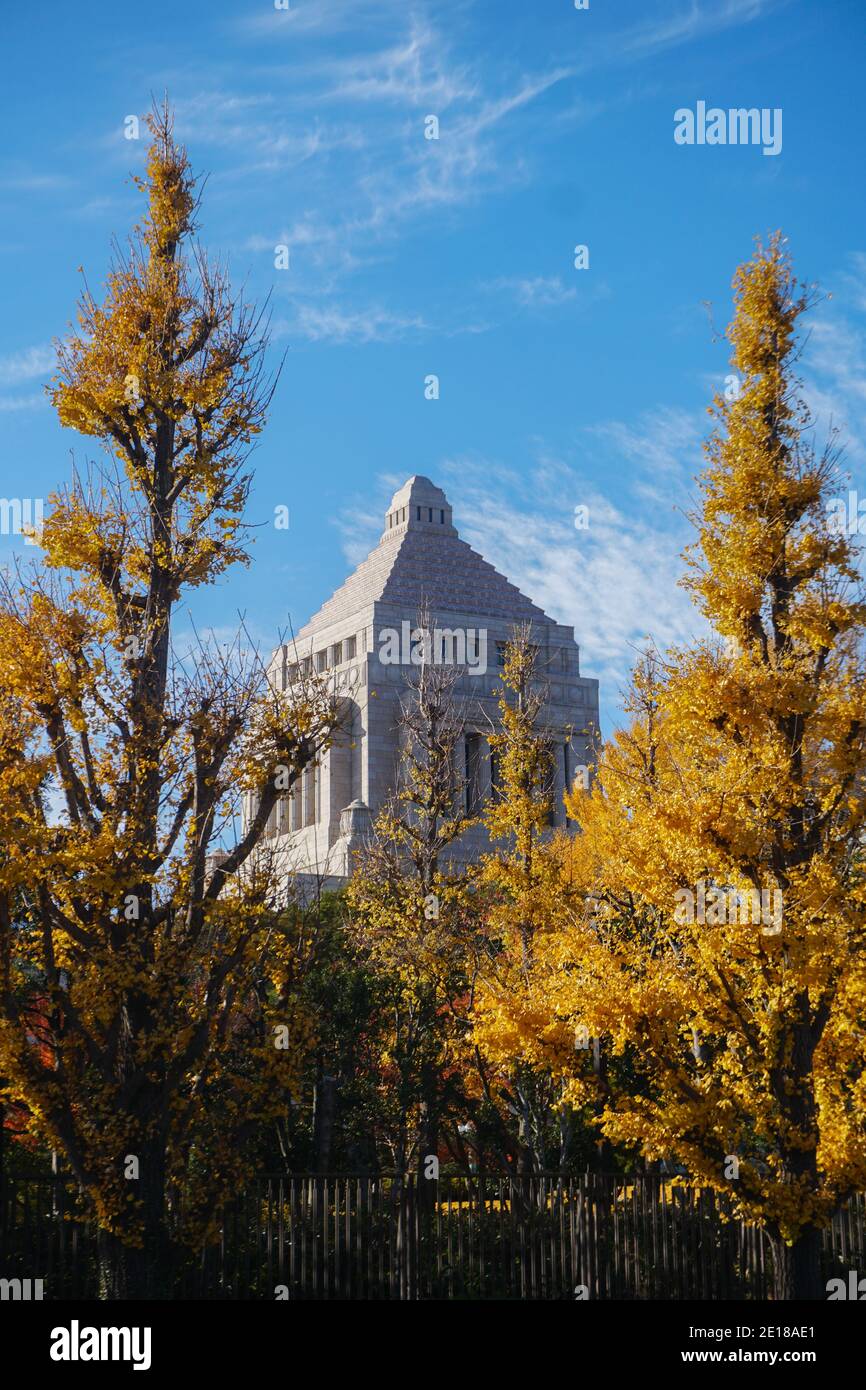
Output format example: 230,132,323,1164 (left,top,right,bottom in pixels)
2,1172,862,1301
